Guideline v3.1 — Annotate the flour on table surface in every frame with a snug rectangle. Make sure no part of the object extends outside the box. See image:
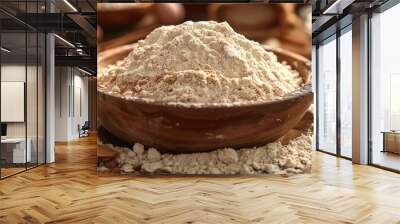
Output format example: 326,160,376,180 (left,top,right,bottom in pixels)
99,134,312,176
